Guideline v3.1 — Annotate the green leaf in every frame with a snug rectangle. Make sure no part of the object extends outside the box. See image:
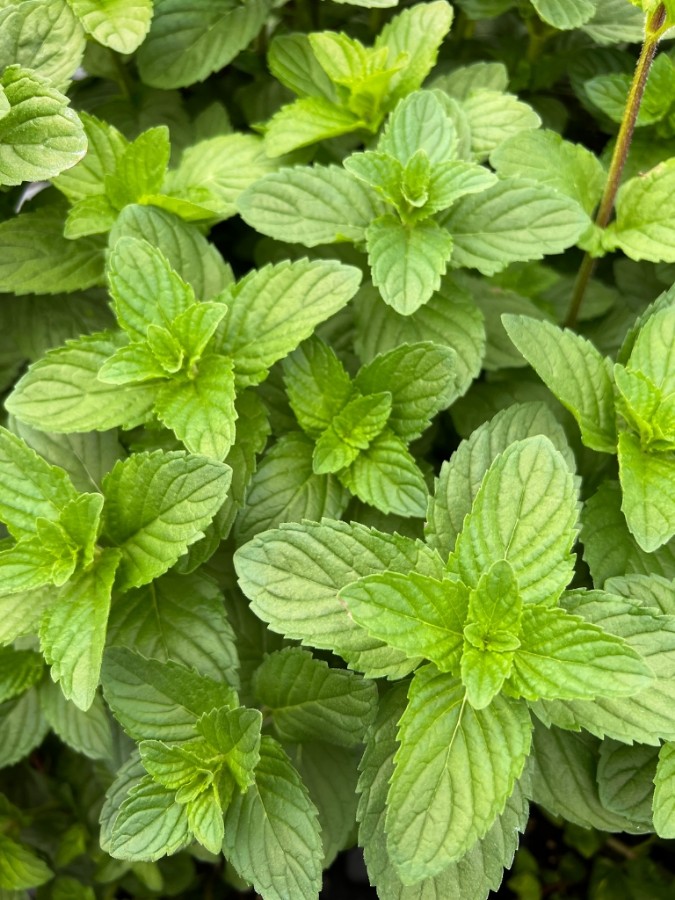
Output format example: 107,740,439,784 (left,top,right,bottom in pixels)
52,112,128,203
0,65,86,186
502,315,617,453
264,97,364,157
39,680,113,761
627,304,675,395
219,259,362,385
186,788,224,853
223,736,323,900
102,450,232,591
607,160,675,263
282,338,353,439
7,331,158,433
461,90,540,163
137,0,272,88
101,648,238,741
234,518,445,678
366,215,454,314
237,164,387,247
313,392,392,475
450,436,578,605
0,206,105,295
597,739,656,827
426,401,574,559
64,193,118,239
491,129,605,215
654,742,675,837
68,0,153,54
0,648,43,705
40,548,121,711
0,426,78,540
155,355,237,461
508,605,653,701
105,126,170,211
0,0,85,89
344,150,405,206
341,572,469,671
0,834,52,890
378,90,457,166
197,706,263,791
618,432,675,552
171,301,228,362
441,179,589,275
426,159,498,212
253,647,377,747
531,0,596,27
0,688,49,769
387,666,532,881
108,774,191,861
107,570,239,685
354,341,458,441
267,32,337,100
338,429,429,517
